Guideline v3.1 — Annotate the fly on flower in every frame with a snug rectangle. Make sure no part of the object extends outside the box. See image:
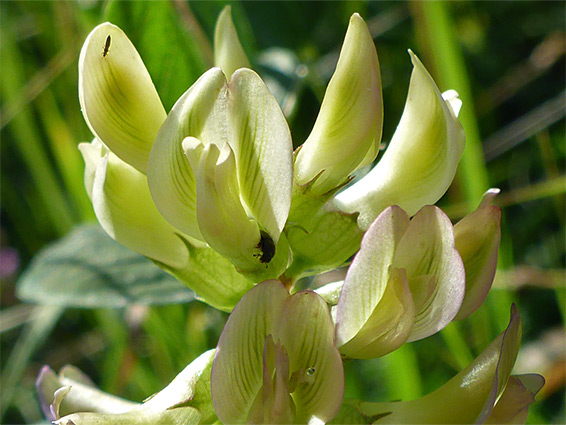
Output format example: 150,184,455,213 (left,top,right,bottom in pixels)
102,35,111,57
